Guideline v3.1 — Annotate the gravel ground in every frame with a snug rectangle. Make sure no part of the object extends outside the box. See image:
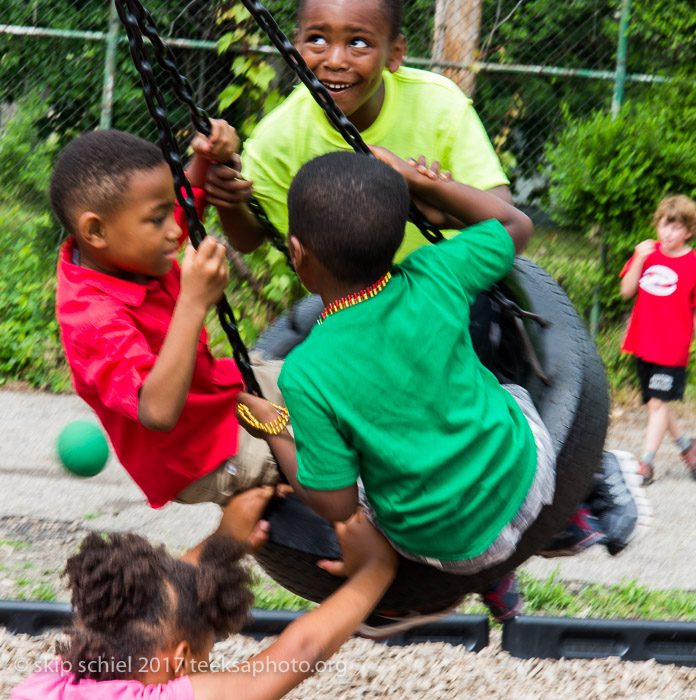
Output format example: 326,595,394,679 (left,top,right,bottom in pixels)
5,628,696,699
1,388,696,697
